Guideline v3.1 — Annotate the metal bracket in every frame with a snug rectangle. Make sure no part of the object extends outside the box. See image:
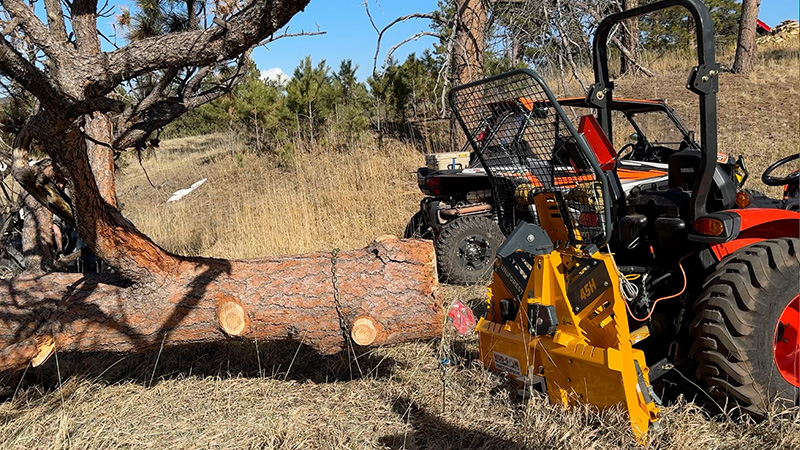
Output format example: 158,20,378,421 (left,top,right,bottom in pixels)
528,303,558,336
634,359,653,405
586,81,614,108
686,63,721,95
